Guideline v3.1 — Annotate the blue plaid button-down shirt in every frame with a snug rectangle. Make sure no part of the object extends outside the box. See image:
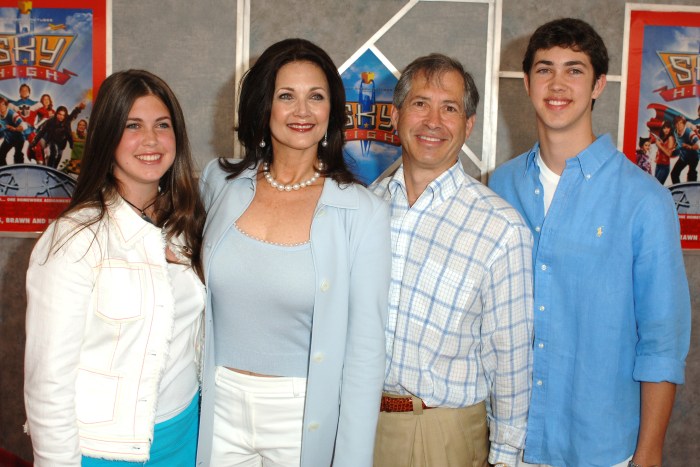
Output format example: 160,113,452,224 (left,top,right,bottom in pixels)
373,161,534,465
